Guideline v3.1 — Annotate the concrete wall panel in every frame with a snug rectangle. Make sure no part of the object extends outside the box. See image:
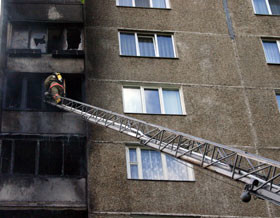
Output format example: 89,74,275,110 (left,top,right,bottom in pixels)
2,111,85,134
7,56,84,73
7,3,83,22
